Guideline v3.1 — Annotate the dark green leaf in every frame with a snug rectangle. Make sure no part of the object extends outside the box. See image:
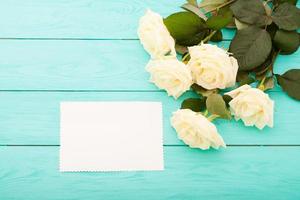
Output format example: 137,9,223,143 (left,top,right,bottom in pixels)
254,49,277,75
210,30,223,42
236,71,249,81
206,7,233,30
229,26,272,71
276,69,300,100
236,71,256,85
222,95,233,107
226,18,237,29
187,0,198,7
266,23,279,39
272,3,300,31
181,3,207,20
235,18,249,30
256,72,268,81
206,94,231,119
164,12,209,46
181,98,206,112
230,0,271,27
256,67,272,80
191,83,218,97
274,0,298,6
274,29,300,54
199,0,226,12
239,76,256,86
262,77,275,91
